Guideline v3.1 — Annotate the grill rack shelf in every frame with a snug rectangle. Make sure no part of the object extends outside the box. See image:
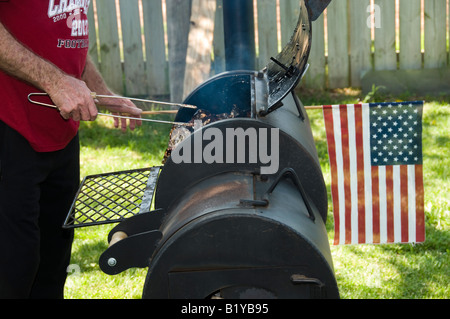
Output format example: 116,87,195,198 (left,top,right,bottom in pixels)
63,167,161,229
